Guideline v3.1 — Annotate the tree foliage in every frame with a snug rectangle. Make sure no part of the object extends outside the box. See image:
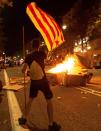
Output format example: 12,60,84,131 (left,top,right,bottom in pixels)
62,0,101,52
